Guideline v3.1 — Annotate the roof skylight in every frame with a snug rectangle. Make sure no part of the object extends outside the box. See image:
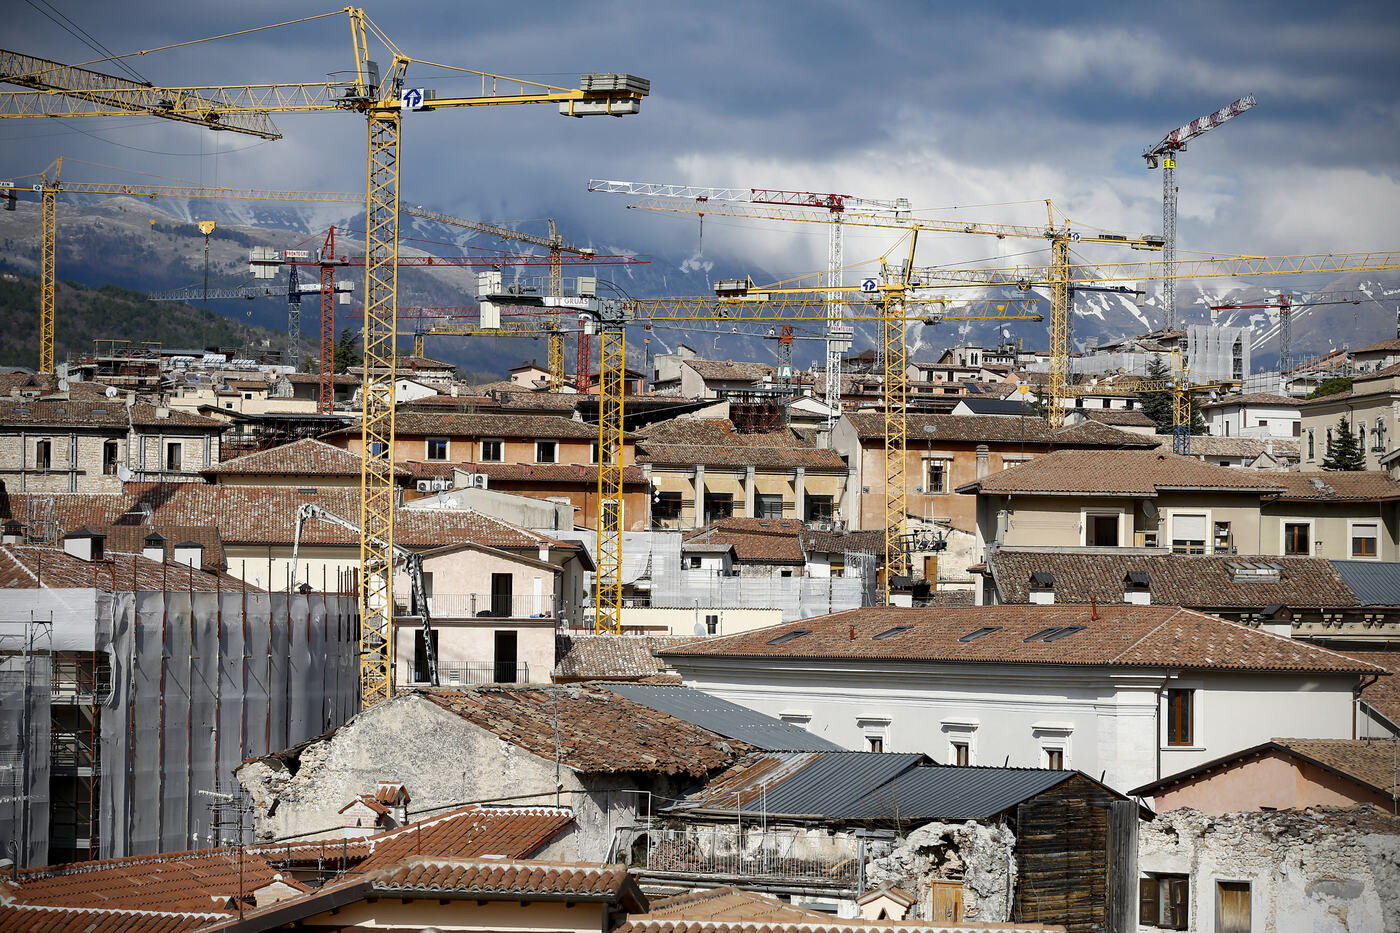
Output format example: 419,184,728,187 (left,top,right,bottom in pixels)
766,628,812,646
958,626,1002,643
